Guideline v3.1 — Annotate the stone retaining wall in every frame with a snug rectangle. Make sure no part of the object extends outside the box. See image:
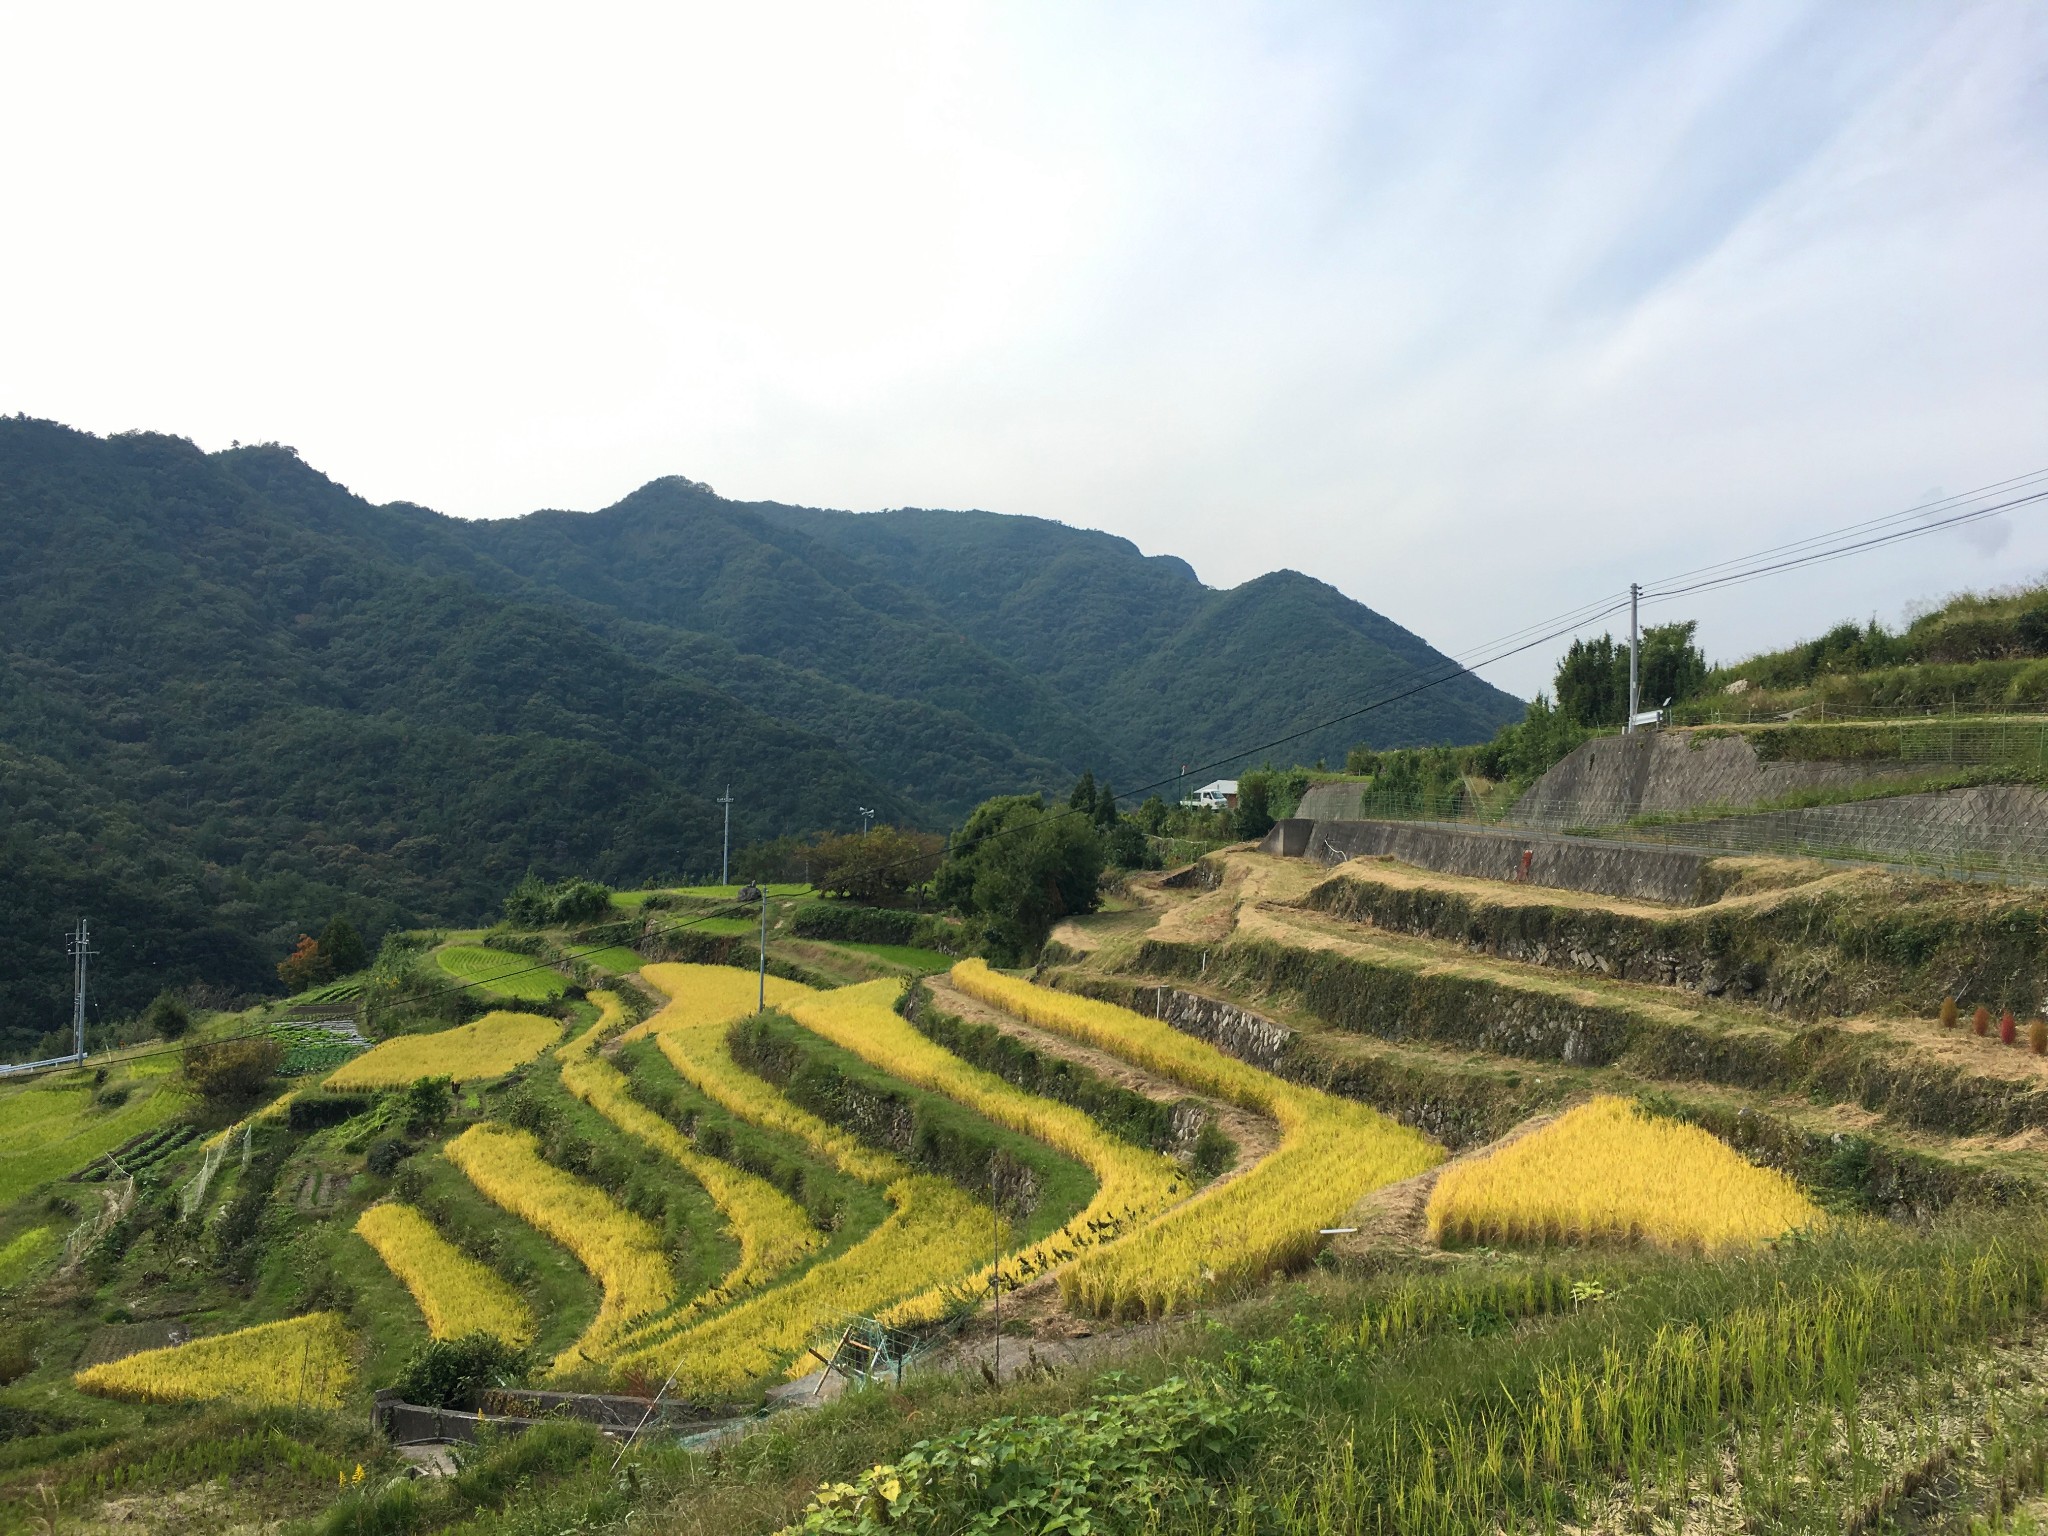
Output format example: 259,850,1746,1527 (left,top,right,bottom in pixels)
1260,817,1715,904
